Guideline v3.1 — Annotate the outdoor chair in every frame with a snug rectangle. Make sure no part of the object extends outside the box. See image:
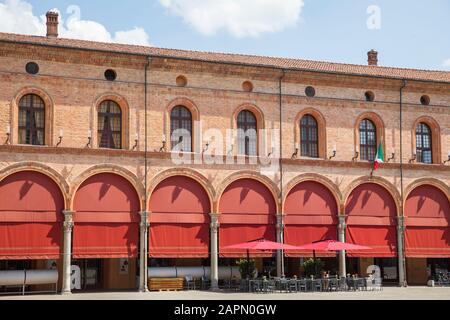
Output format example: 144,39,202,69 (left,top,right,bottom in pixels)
311,279,322,292
338,277,348,291
288,280,298,293
185,275,196,290
329,278,339,292
297,279,308,292
262,280,276,294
